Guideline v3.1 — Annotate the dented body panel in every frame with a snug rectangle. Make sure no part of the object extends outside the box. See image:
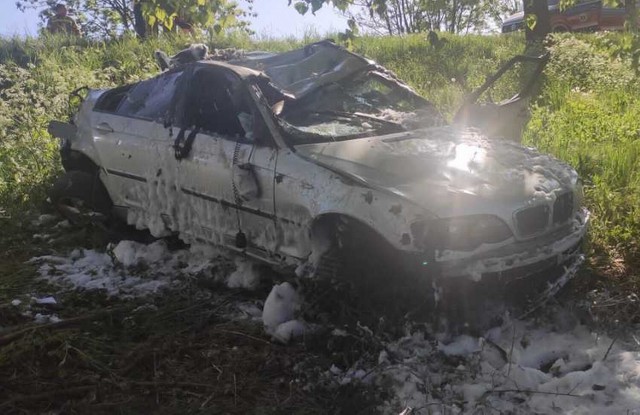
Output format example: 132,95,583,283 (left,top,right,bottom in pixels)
295,126,579,239
49,41,588,297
